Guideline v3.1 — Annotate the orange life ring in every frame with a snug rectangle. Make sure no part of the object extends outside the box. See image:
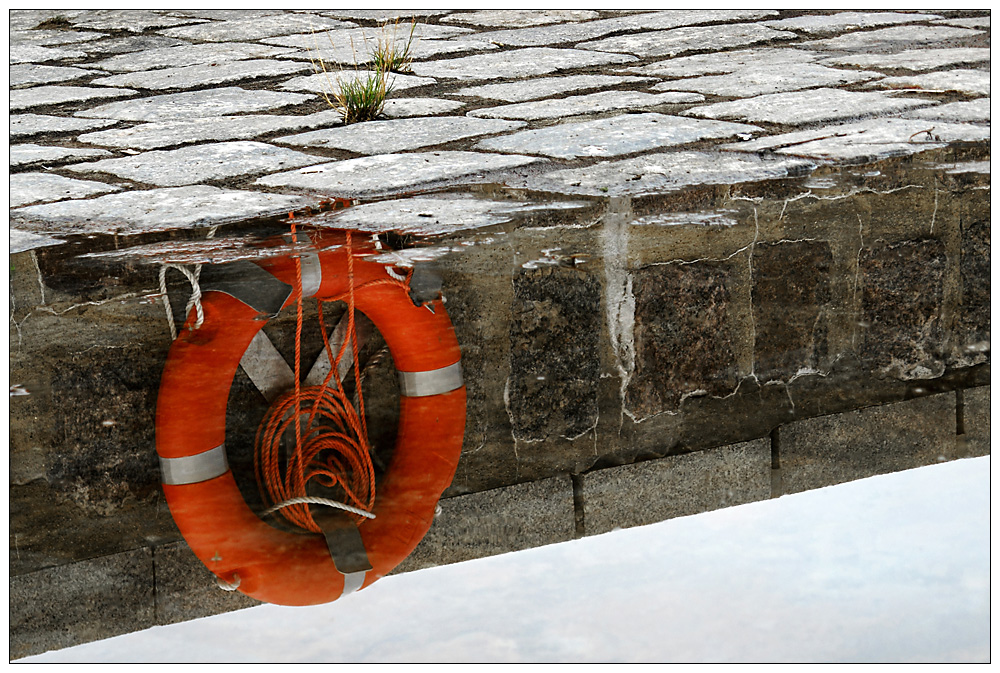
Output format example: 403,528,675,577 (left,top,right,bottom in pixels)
155,230,466,606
